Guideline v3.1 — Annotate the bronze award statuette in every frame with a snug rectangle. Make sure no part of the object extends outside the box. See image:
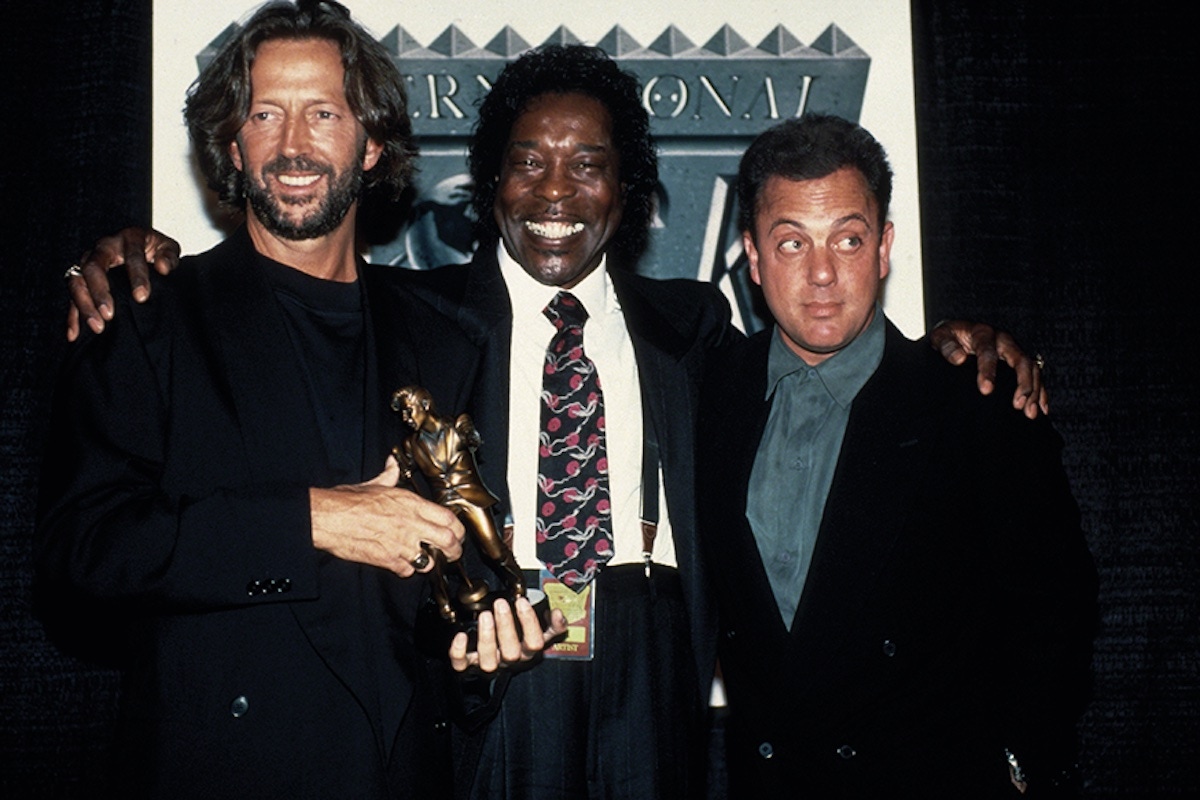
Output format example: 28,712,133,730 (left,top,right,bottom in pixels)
390,386,546,647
